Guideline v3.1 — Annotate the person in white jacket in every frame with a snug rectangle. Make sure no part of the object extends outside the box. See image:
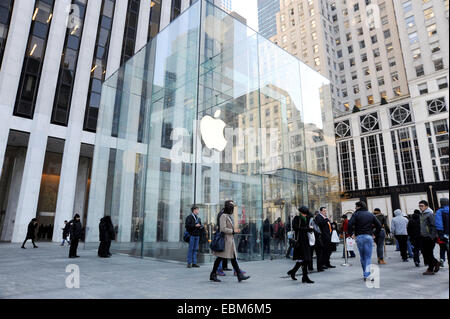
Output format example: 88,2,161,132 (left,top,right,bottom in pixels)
391,209,410,262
